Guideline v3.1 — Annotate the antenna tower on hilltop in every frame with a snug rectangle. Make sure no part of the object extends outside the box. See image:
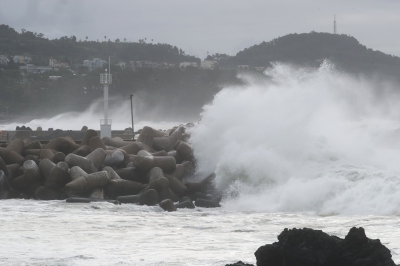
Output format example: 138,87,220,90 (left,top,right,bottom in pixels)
334,15,337,34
